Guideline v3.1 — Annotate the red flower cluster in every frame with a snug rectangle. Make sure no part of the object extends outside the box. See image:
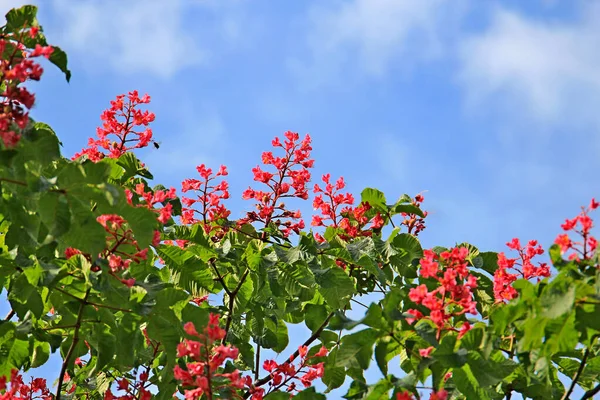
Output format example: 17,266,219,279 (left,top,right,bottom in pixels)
493,238,550,302
103,369,152,400
0,370,52,399
397,389,448,400
408,247,477,339
312,174,355,229
0,27,53,147
260,345,327,396
181,164,231,232
240,131,313,237
65,214,150,287
400,194,427,236
125,183,177,224
72,91,155,161
554,198,598,261
97,214,150,286
174,314,246,399
311,174,405,242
